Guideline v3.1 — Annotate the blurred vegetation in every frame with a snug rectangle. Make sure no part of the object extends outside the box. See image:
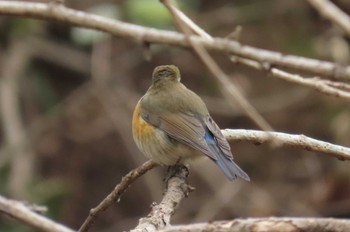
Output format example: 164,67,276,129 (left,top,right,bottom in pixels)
0,0,350,231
